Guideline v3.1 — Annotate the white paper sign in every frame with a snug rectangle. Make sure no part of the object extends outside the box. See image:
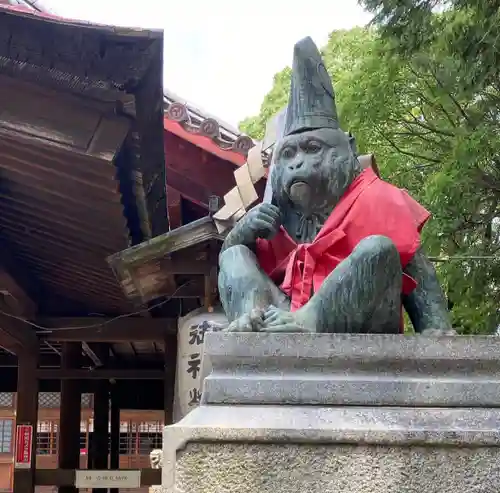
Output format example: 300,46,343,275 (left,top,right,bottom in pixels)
173,307,228,422
75,470,141,488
